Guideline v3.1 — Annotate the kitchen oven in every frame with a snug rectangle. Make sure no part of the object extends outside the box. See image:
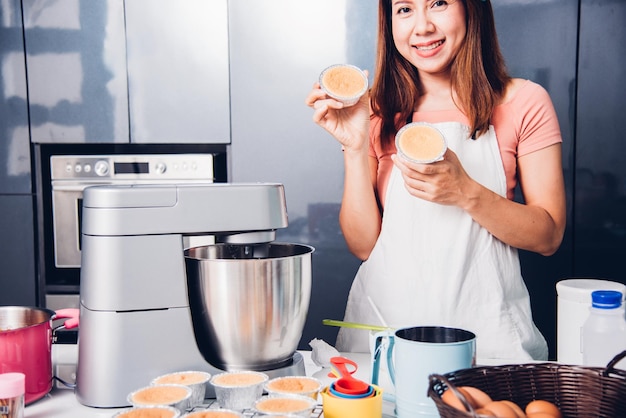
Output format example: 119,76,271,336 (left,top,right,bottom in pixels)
33,143,228,312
